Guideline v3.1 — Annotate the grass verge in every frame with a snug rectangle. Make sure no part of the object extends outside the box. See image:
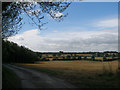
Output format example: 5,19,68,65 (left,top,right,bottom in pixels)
2,65,21,88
